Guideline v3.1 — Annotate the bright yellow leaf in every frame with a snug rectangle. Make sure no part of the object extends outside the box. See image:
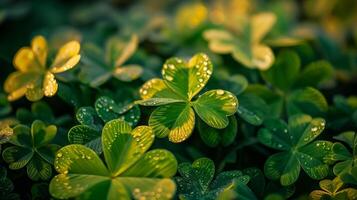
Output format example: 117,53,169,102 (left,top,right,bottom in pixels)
50,40,80,73
13,47,42,72
31,35,48,67
43,72,58,97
